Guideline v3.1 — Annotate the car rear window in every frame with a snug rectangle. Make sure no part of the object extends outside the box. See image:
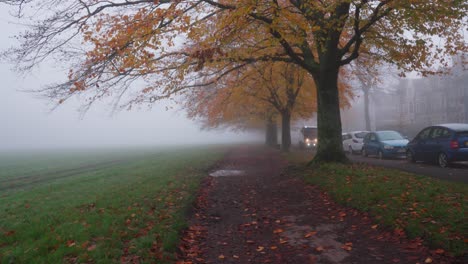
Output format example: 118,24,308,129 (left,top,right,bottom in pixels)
354,132,368,138
456,131,468,137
